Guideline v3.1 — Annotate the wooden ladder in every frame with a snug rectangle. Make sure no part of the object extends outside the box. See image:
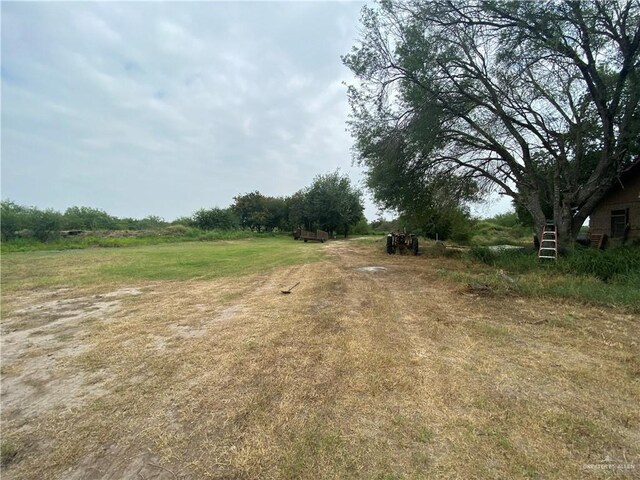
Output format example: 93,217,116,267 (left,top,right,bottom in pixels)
538,223,558,261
